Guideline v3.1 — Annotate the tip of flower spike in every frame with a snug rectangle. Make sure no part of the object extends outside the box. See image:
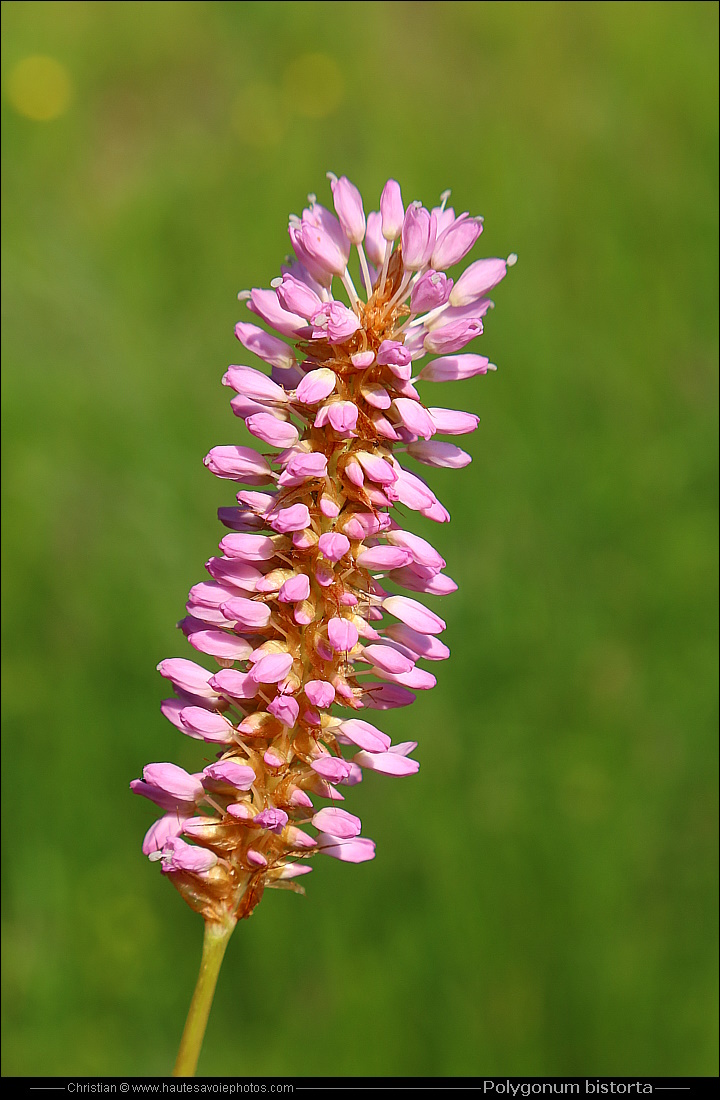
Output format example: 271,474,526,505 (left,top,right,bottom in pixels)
507,253,518,266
